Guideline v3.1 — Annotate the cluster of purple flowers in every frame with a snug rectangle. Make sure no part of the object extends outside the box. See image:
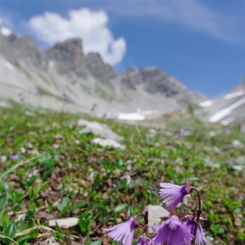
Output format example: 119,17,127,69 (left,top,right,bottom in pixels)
61,93,73,104
18,92,25,102
103,181,207,245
